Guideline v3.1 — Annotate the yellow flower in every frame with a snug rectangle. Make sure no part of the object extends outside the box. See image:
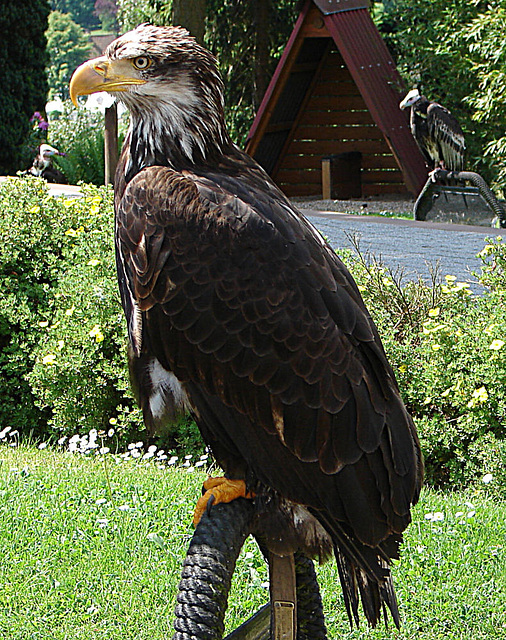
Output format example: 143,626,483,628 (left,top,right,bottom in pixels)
65,228,78,237
42,354,56,365
38,320,49,328
467,386,488,408
65,306,75,316
454,282,471,293
87,259,100,266
89,205,100,215
489,339,505,351
428,307,440,318
89,325,104,343
485,323,498,335
382,277,394,287
399,364,407,373
478,245,494,258
109,418,117,425
30,205,40,214
63,199,75,208
444,275,457,282
431,344,441,351
423,322,446,335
